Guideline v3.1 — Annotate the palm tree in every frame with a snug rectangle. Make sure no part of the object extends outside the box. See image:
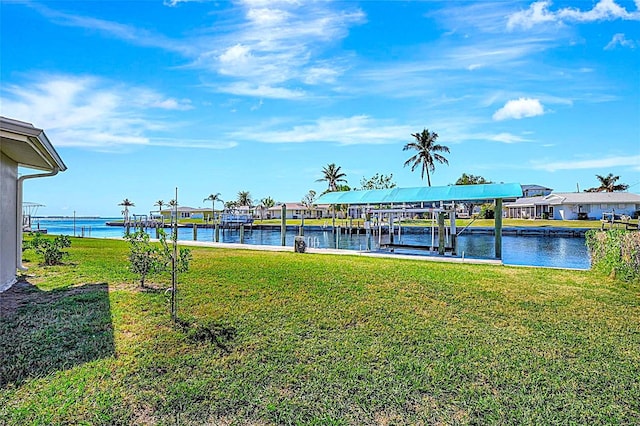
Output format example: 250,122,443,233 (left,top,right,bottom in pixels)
403,129,450,187
203,193,223,223
237,191,252,207
118,198,135,223
166,199,178,222
224,200,238,211
316,163,347,192
586,173,629,192
259,196,275,220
